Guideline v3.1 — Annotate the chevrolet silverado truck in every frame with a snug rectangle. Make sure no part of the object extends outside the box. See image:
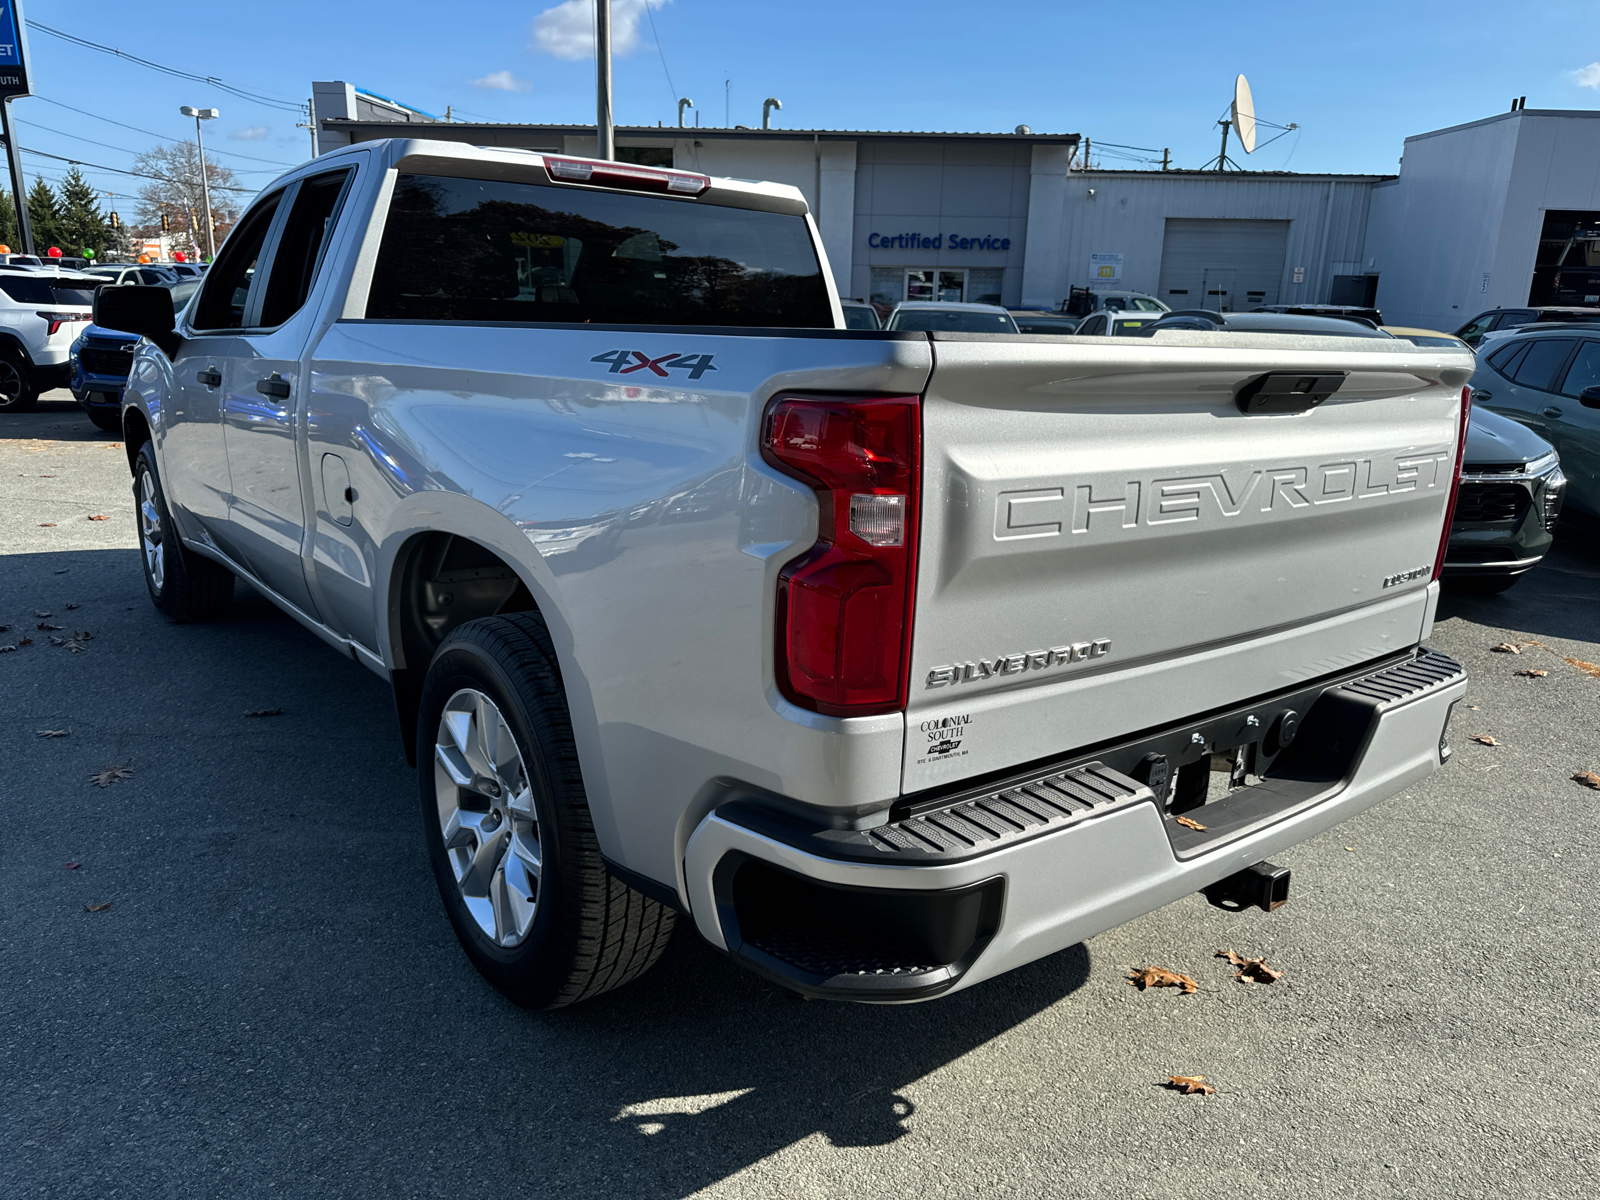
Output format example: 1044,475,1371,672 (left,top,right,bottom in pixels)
96,139,1472,1008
